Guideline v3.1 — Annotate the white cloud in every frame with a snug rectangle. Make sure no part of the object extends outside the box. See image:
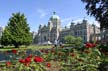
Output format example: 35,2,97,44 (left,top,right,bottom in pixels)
37,9,49,18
